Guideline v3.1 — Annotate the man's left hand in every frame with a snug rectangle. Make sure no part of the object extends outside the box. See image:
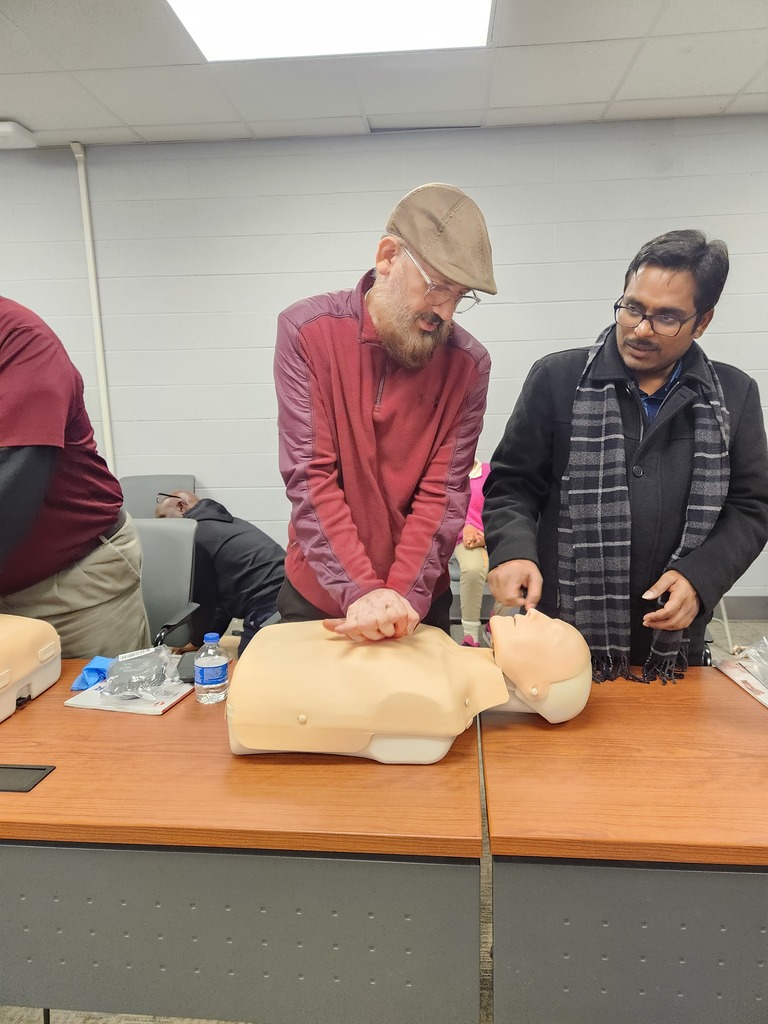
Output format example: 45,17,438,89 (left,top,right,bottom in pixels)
323,588,419,642
642,571,701,631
